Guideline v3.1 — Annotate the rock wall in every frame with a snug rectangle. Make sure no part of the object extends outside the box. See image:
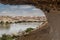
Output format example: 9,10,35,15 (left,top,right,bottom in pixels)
0,0,60,40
